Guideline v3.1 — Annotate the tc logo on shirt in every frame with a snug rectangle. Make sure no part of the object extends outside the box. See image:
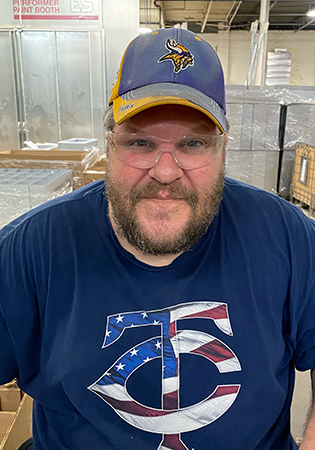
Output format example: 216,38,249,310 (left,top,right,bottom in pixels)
88,301,241,450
